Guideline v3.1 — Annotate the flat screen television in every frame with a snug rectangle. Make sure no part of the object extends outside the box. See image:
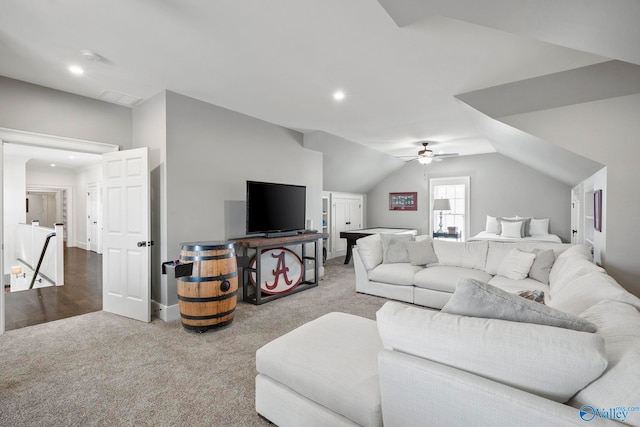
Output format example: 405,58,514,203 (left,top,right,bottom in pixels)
246,180,306,237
